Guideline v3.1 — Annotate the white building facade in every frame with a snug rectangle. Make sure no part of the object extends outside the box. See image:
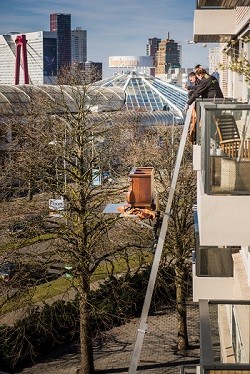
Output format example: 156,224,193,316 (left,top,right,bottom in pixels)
190,1,250,373
0,31,57,85
194,3,250,102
